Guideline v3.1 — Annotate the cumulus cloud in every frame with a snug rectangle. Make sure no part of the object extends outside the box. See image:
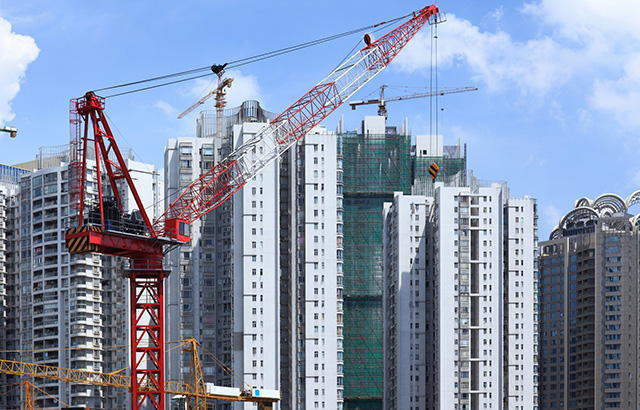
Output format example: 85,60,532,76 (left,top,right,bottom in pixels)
394,14,579,96
394,0,640,127
154,100,178,118
0,17,39,124
522,0,640,43
522,0,640,127
223,70,263,107
590,53,640,127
